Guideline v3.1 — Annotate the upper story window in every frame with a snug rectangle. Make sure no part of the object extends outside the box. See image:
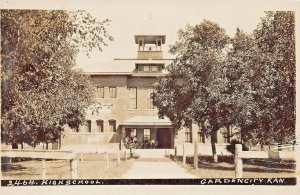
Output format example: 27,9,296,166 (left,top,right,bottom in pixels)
151,65,158,72
143,65,150,72
147,87,154,109
185,127,192,143
128,87,137,109
137,64,162,73
138,39,144,51
96,85,104,98
96,120,104,133
85,120,92,133
109,87,117,98
109,120,116,132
